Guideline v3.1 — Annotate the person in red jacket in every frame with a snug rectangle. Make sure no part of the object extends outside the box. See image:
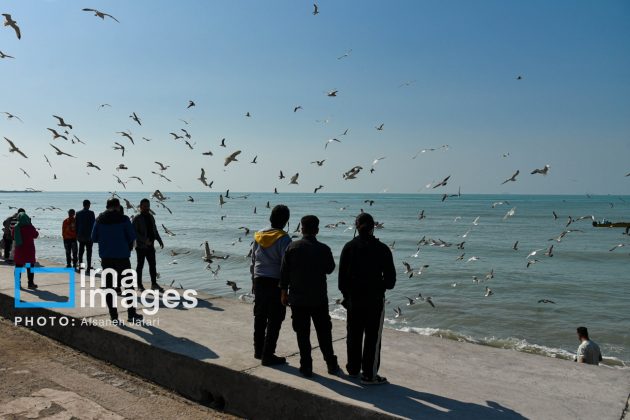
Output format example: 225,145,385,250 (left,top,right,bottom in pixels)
12,212,39,289
62,209,78,268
